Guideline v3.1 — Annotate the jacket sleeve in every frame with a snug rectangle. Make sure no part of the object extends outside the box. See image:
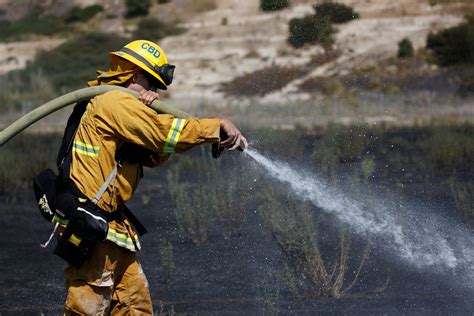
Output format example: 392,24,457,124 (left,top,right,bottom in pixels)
92,90,220,154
